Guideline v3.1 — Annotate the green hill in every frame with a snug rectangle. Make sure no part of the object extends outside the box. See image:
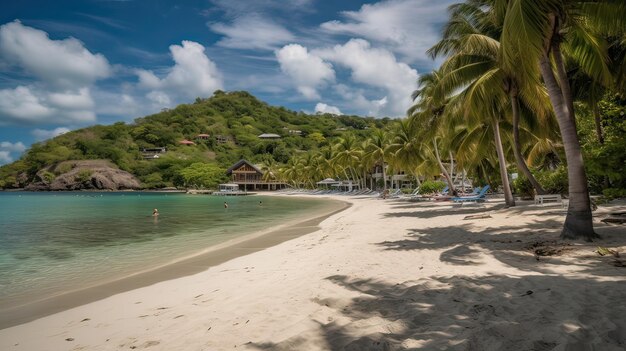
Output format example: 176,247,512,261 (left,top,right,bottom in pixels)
0,91,391,189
